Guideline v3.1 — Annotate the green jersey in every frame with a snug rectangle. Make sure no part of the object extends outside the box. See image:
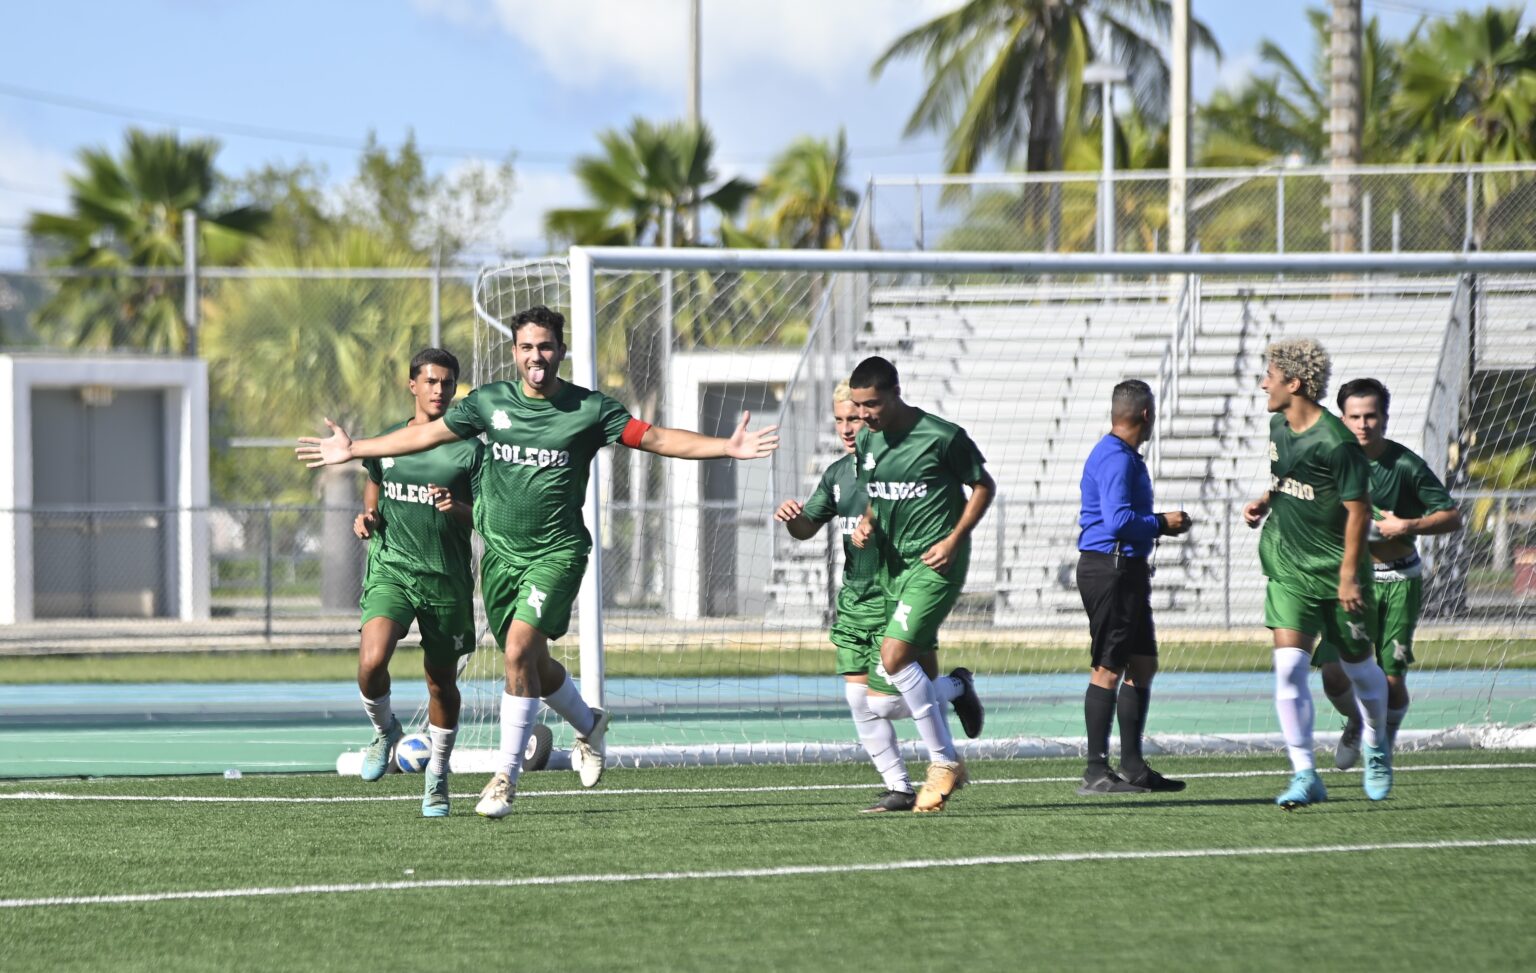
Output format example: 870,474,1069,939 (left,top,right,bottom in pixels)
800,453,882,623
442,379,633,565
1366,440,1456,549
362,419,481,600
853,410,987,578
1259,410,1372,598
